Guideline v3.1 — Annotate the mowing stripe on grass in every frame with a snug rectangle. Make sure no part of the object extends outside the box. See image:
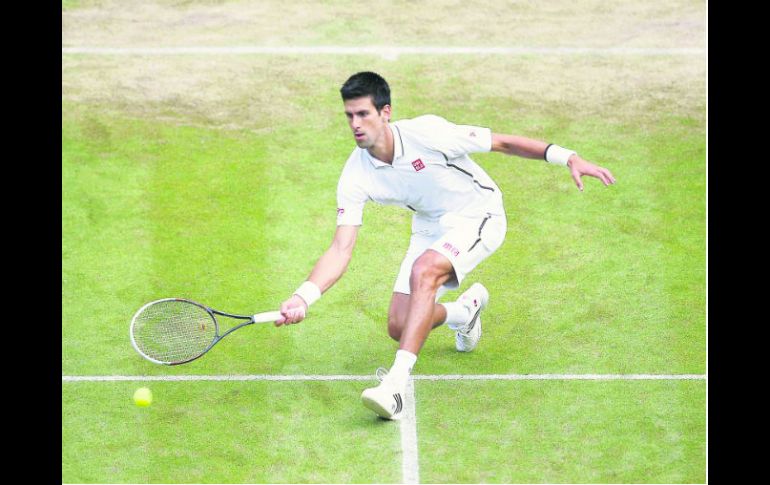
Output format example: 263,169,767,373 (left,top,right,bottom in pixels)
61,374,706,381
61,373,424,483
61,374,703,484
61,46,706,57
